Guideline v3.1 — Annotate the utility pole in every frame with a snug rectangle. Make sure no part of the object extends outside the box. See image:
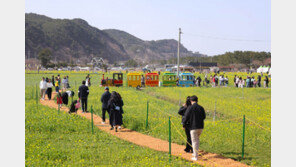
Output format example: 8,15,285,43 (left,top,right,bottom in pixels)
200,57,202,72
177,28,182,77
